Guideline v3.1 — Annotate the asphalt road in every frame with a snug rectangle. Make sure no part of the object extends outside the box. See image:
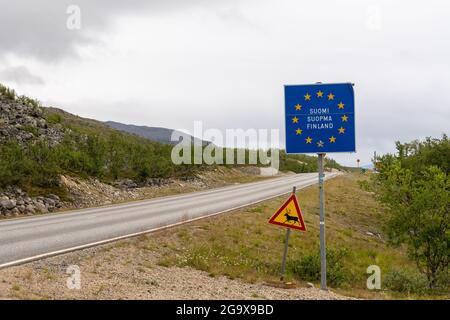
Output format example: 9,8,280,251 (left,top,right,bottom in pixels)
0,172,339,268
